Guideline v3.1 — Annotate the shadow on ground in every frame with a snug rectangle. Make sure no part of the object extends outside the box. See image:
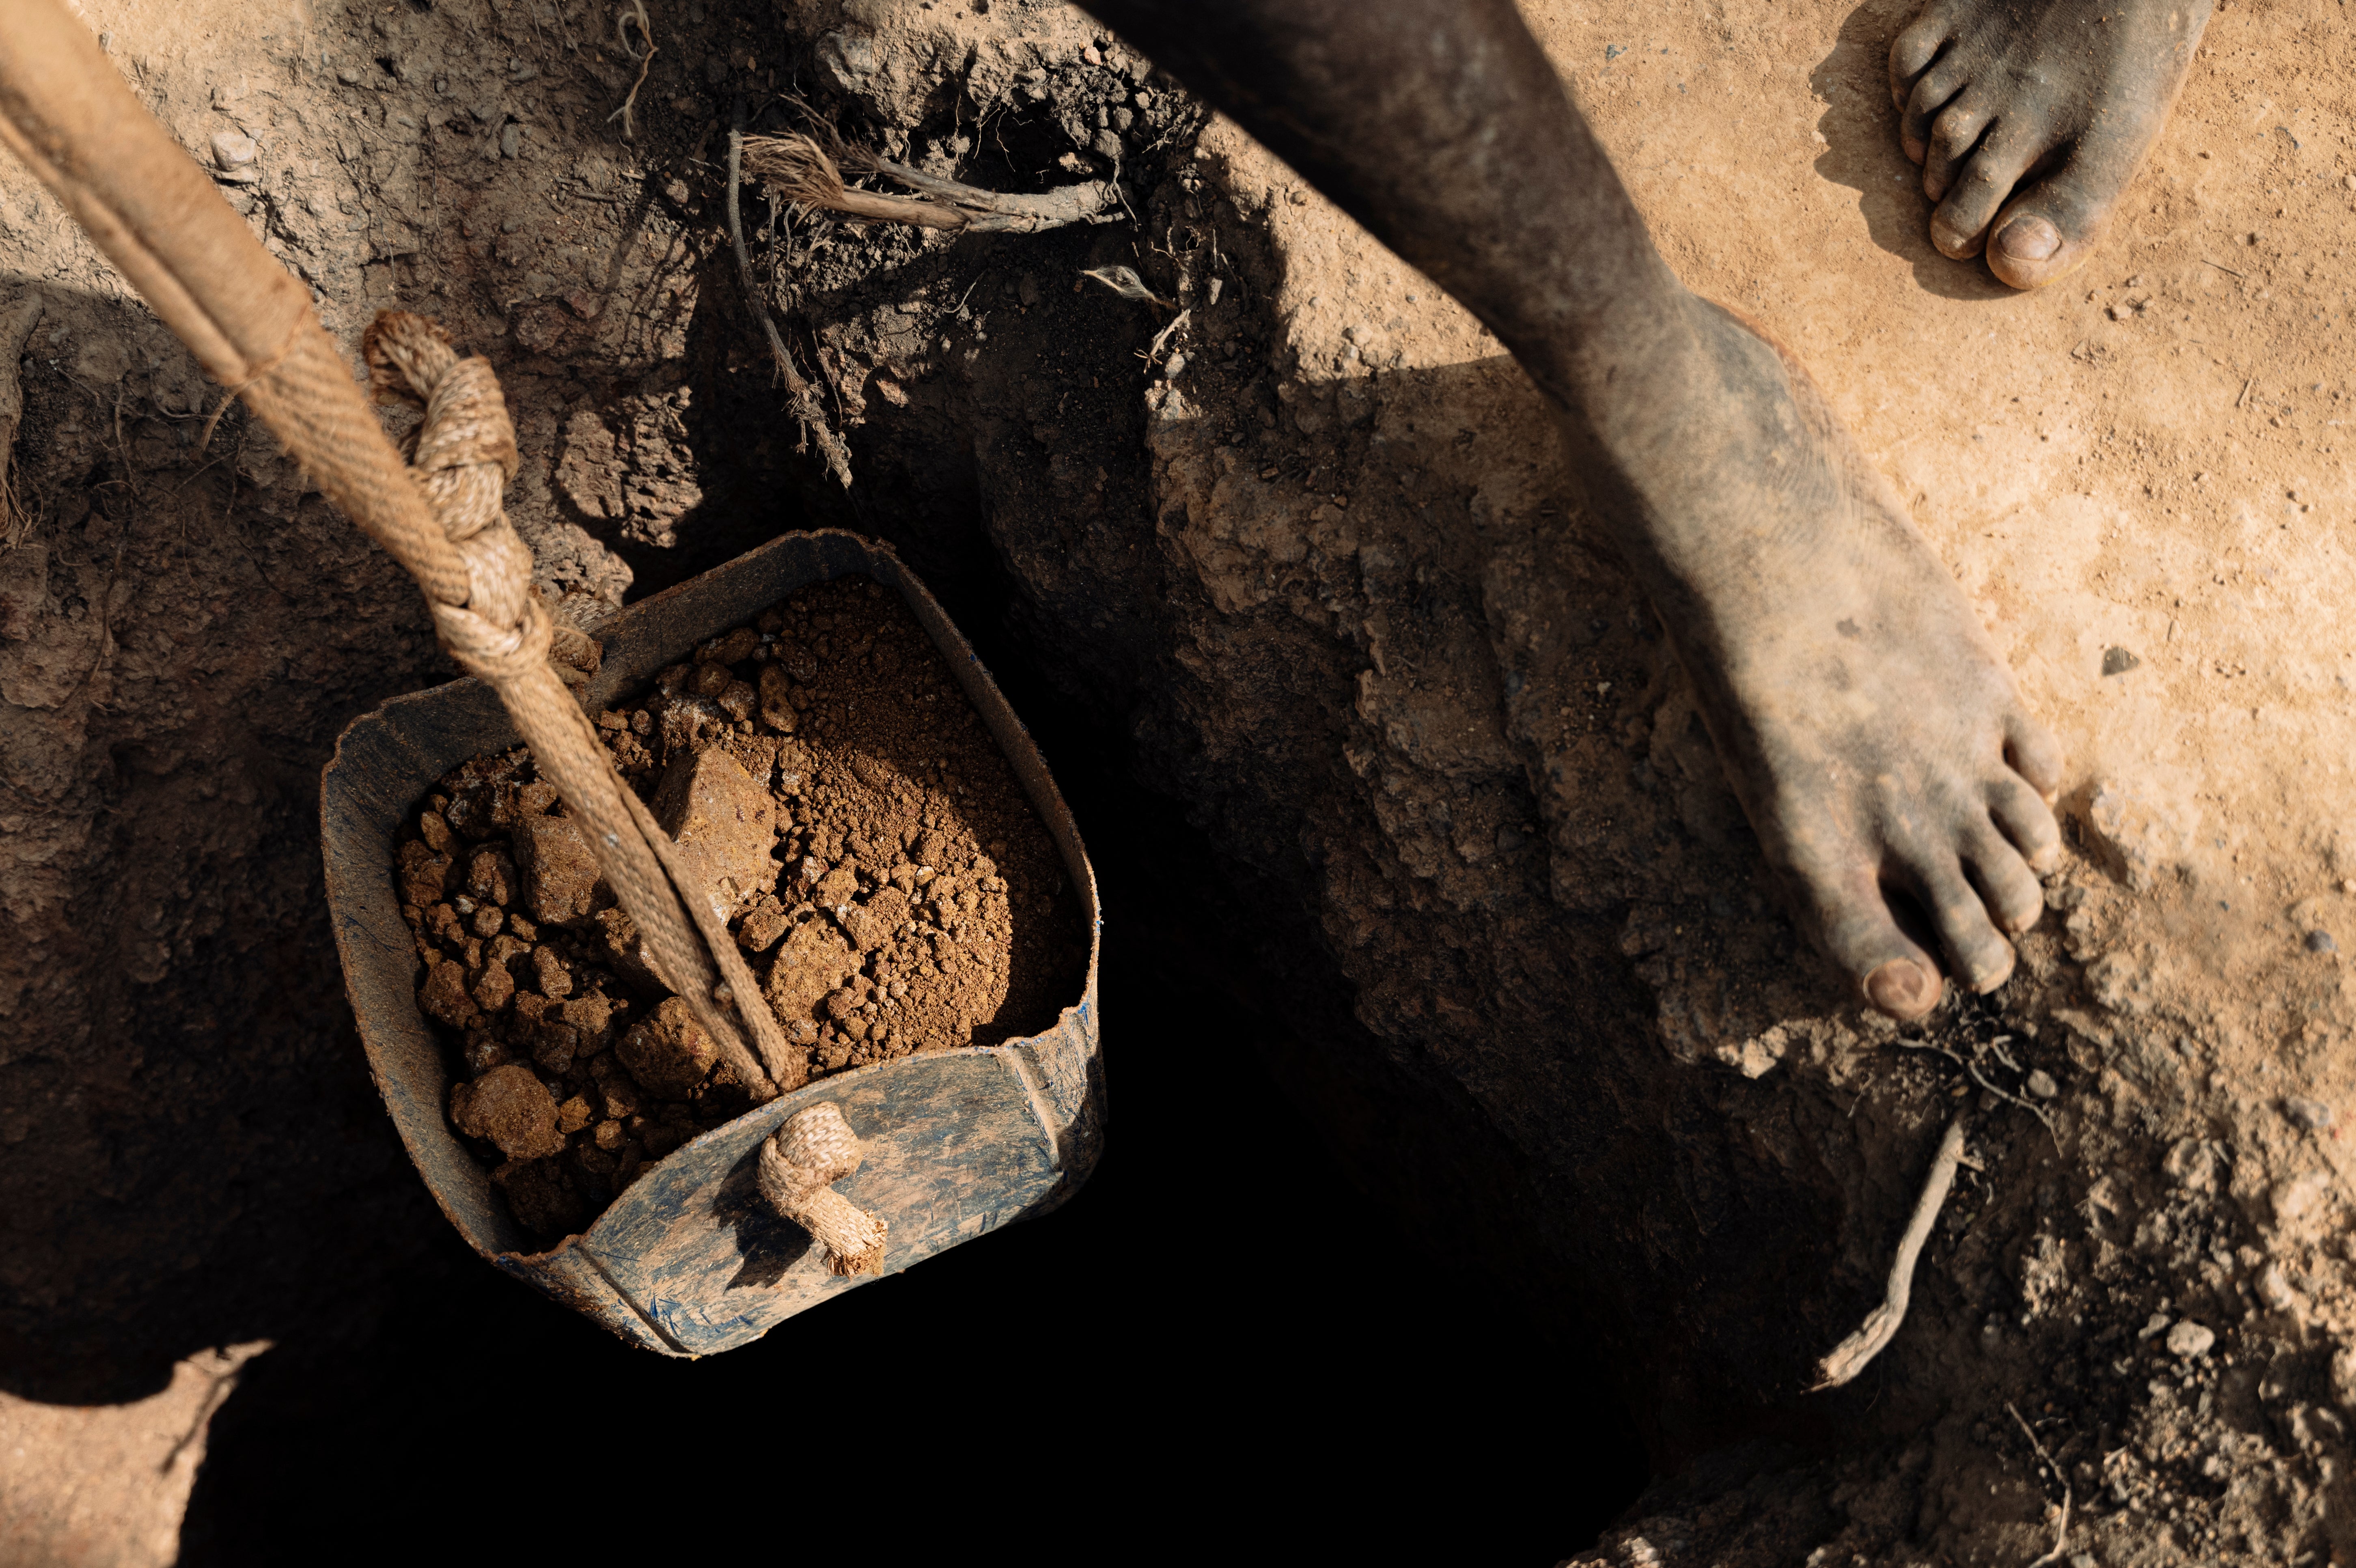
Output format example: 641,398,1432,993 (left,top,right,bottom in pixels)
171,608,1649,1564
0,219,1658,1565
